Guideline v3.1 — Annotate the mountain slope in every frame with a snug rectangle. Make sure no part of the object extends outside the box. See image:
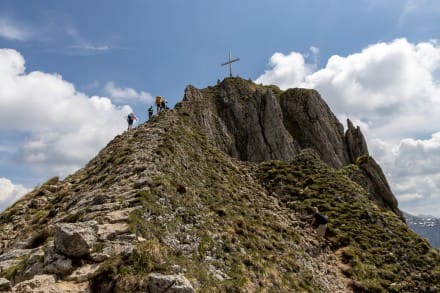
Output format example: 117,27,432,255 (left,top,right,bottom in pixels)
0,78,438,292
